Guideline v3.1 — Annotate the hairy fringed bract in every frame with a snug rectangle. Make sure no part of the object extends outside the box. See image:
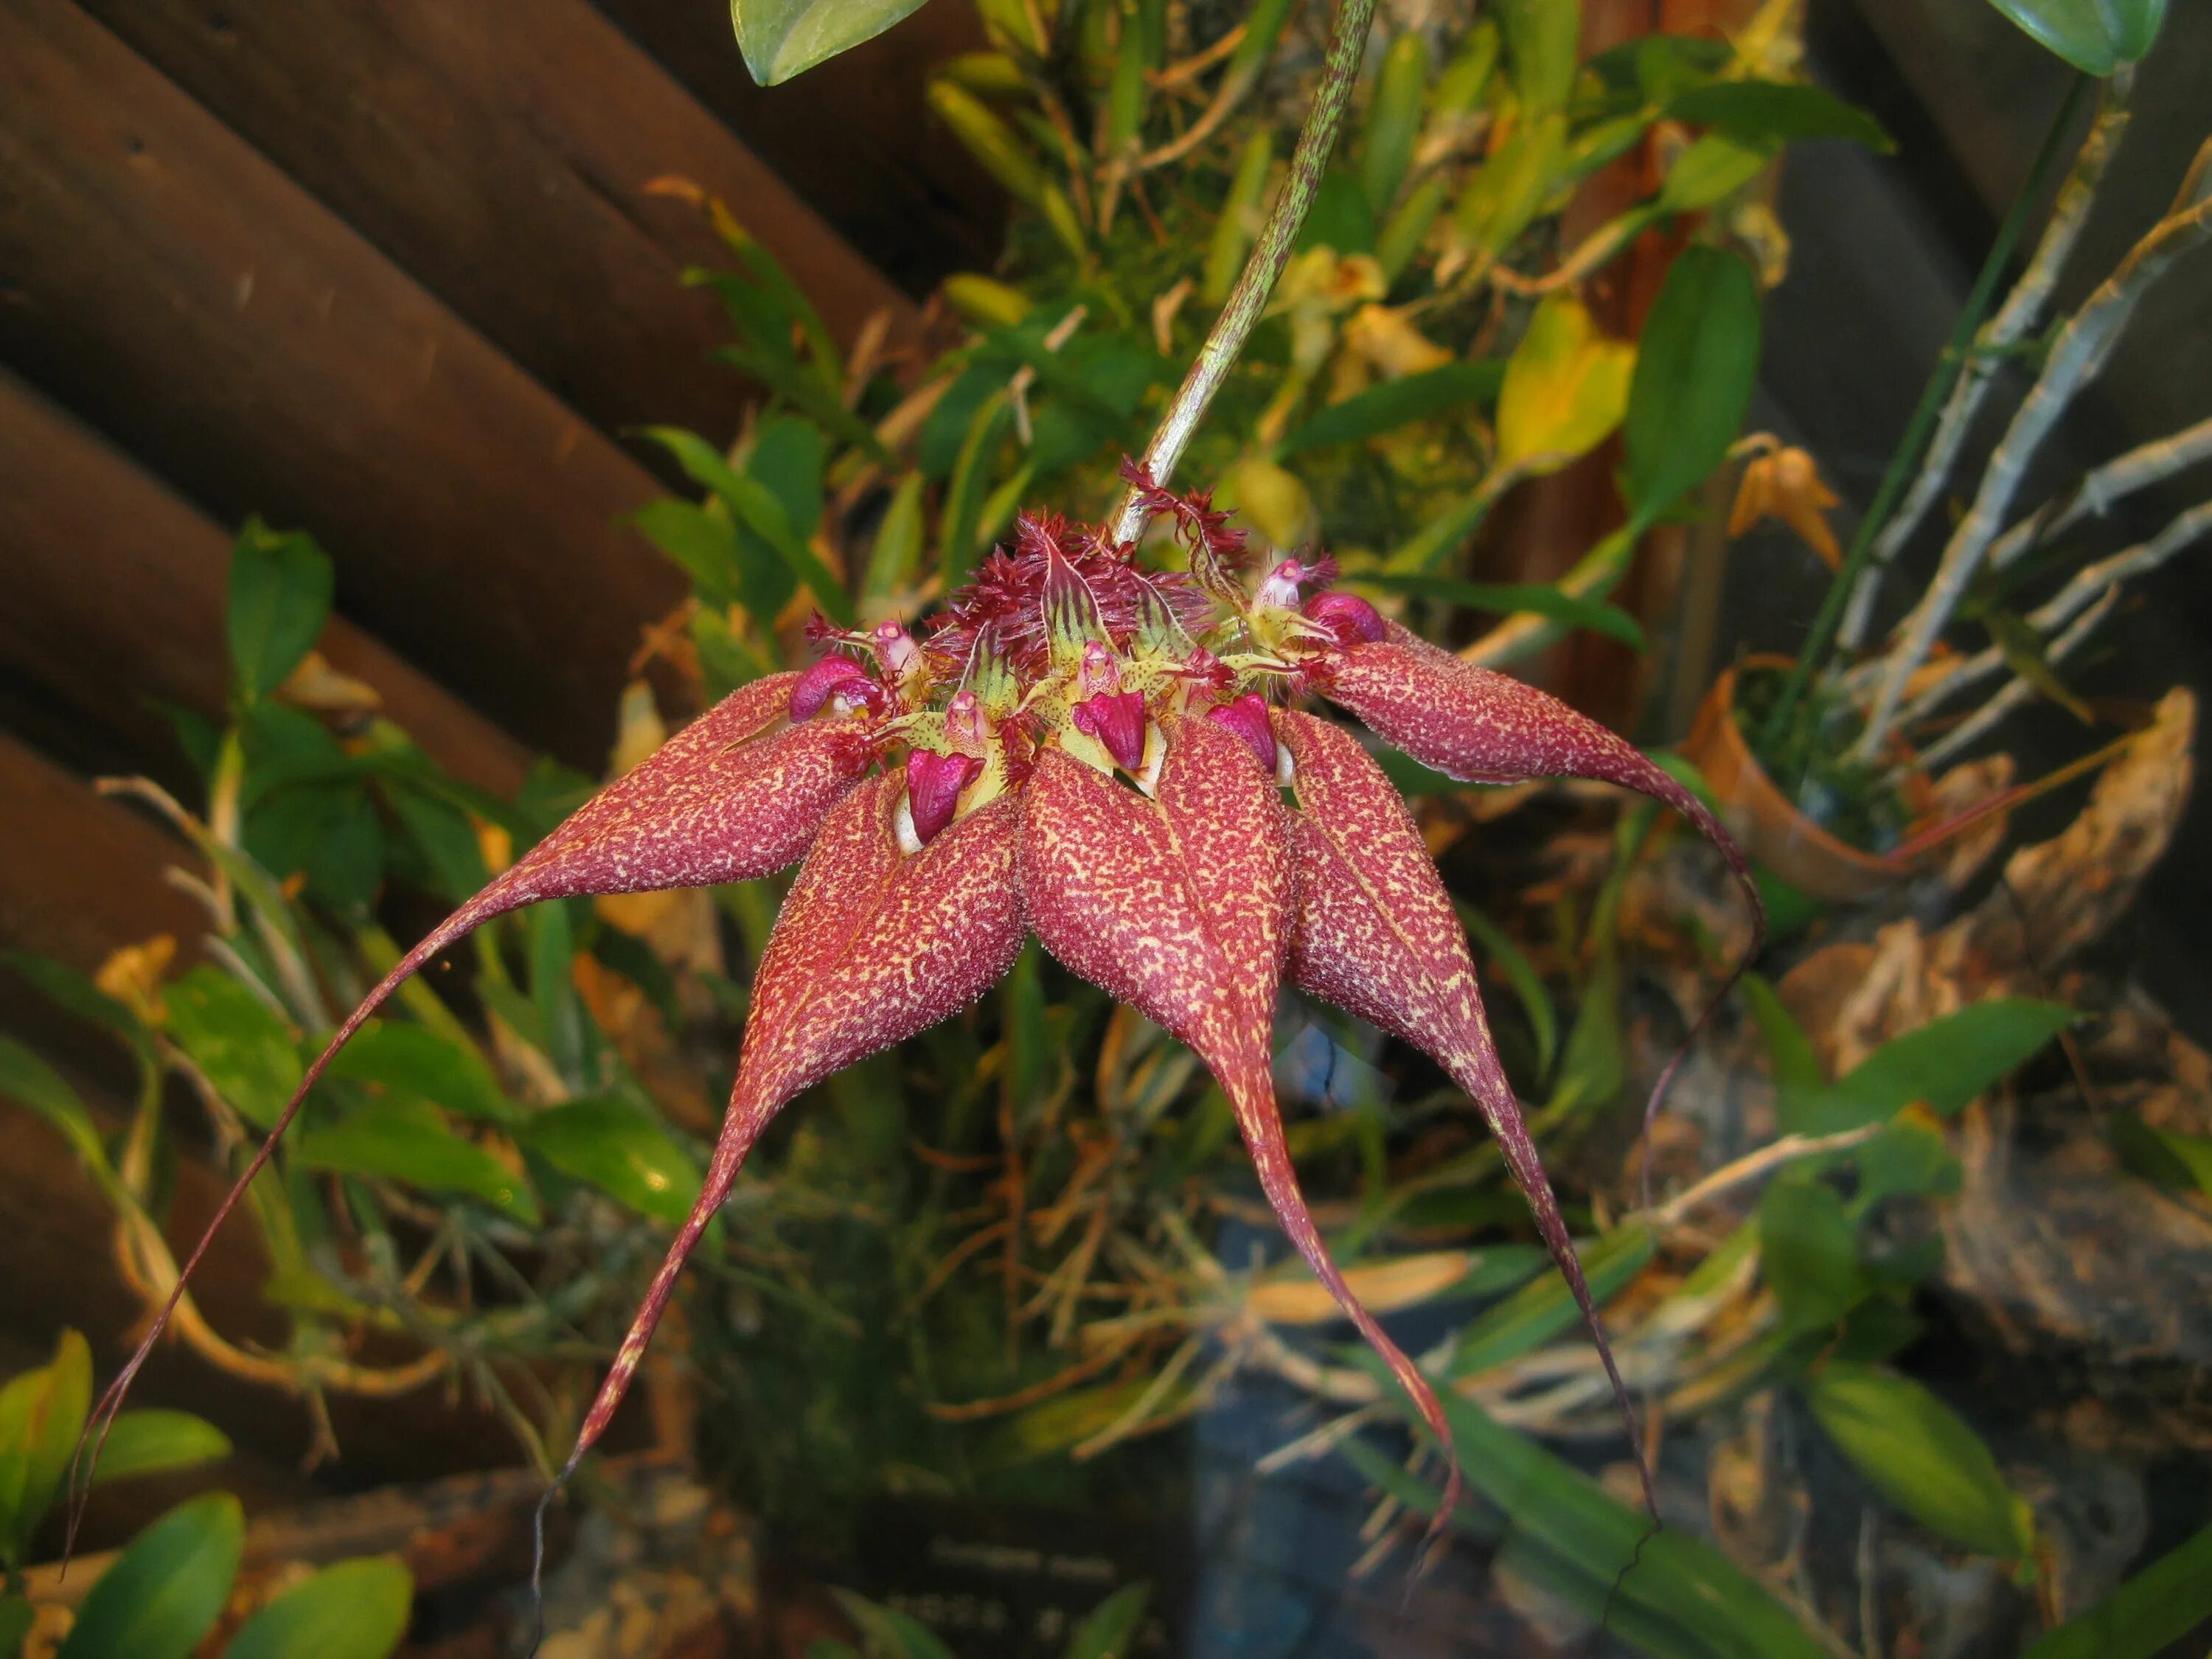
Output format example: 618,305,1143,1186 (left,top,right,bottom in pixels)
72,464,1761,1549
